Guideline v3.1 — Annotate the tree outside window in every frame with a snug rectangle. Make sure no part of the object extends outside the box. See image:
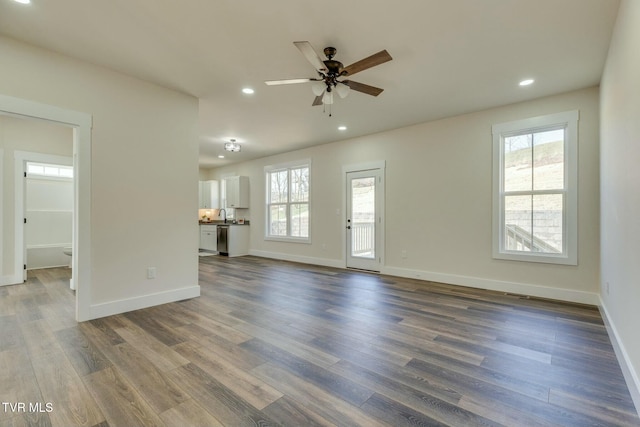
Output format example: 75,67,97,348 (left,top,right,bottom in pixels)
266,162,310,242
